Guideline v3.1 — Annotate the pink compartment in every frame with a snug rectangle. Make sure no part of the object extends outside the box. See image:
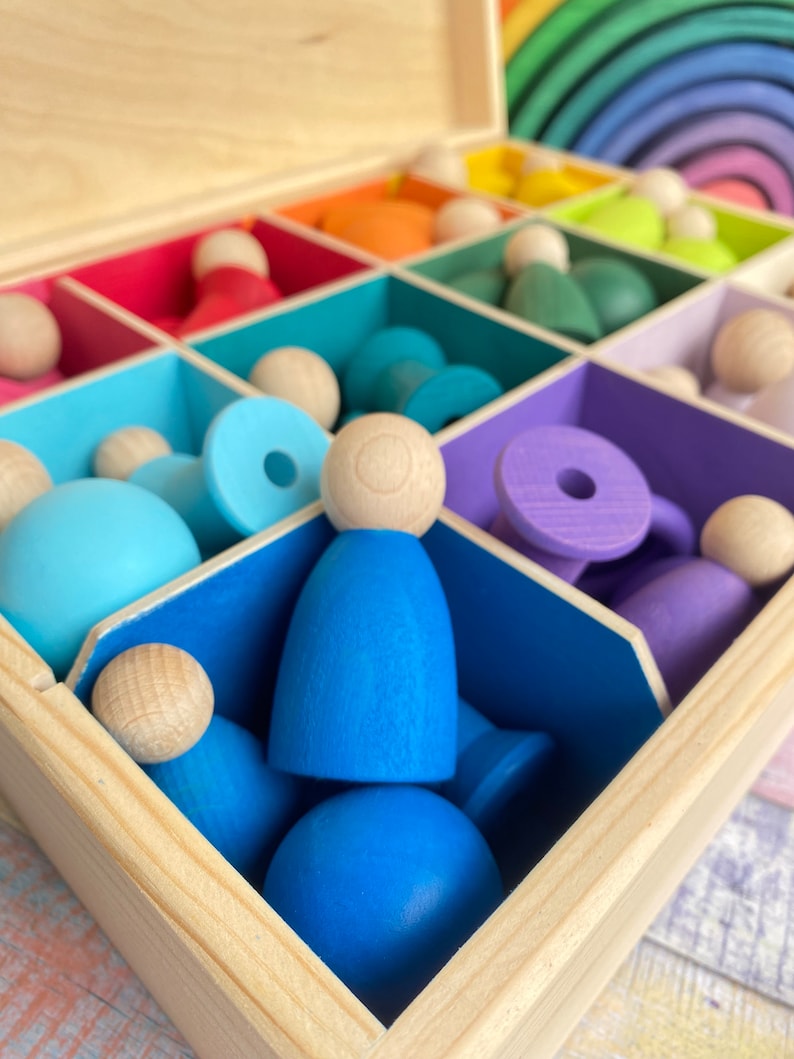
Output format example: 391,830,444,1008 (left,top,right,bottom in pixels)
67,218,373,336
0,281,161,403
